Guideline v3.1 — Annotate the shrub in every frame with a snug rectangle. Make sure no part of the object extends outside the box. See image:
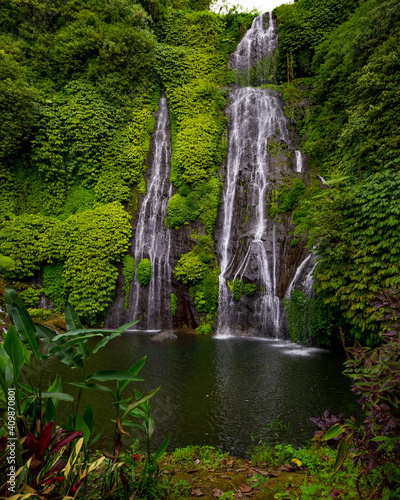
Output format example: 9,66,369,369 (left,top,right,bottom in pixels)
170,293,177,316
137,258,151,287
